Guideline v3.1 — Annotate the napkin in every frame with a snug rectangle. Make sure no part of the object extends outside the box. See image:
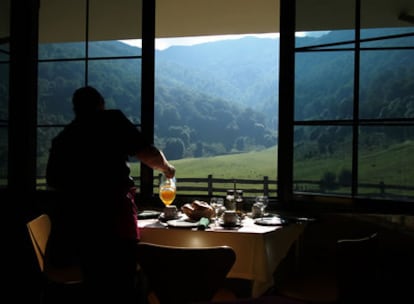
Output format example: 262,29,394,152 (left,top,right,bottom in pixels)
198,217,210,230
